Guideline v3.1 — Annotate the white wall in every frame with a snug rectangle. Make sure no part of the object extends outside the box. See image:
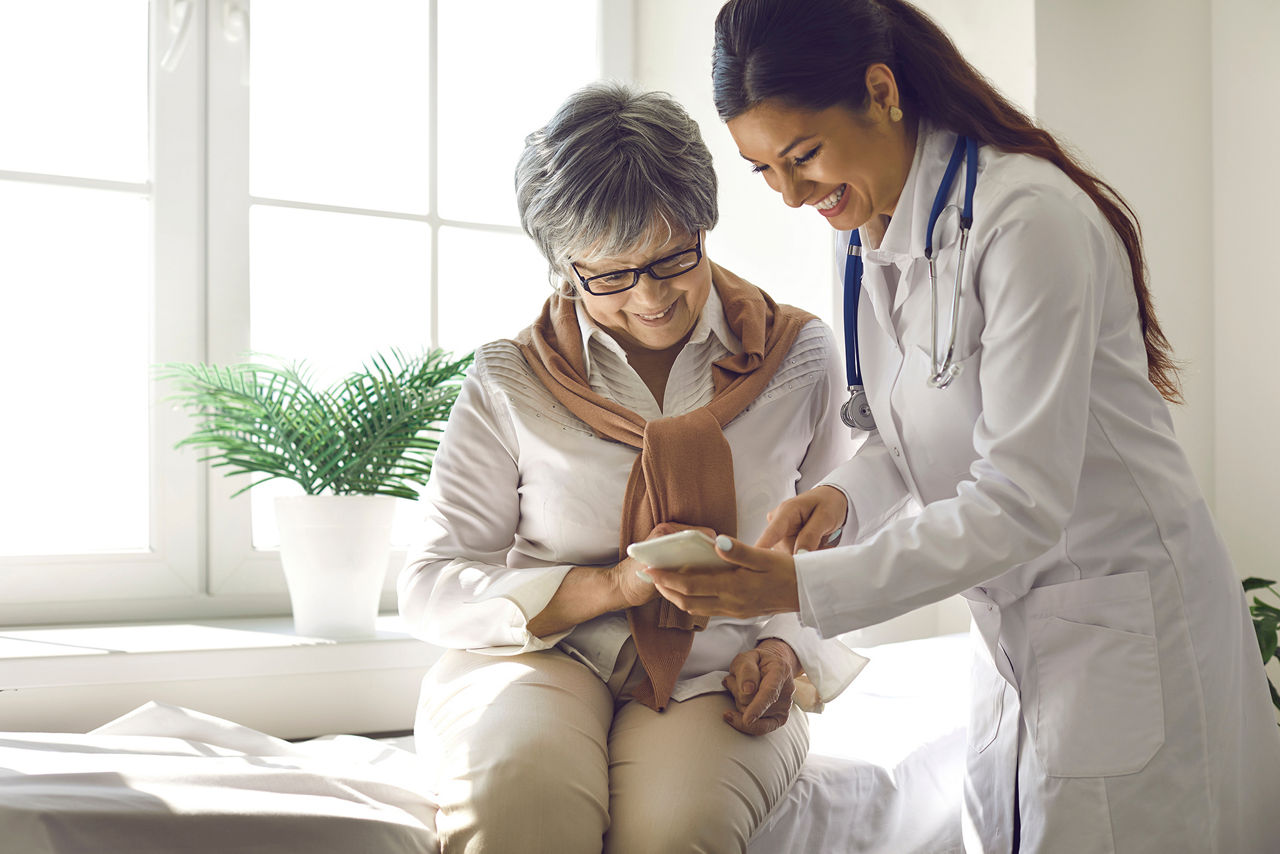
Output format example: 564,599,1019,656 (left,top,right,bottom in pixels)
1211,0,1280,697
1211,0,1280,583
1035,0,1216,502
